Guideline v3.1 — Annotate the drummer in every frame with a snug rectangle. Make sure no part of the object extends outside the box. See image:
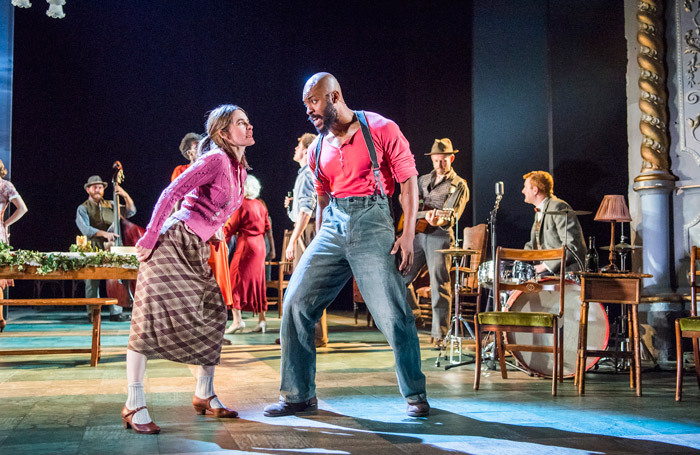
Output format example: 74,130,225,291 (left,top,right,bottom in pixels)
403,139,469,347
521,171,586,274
